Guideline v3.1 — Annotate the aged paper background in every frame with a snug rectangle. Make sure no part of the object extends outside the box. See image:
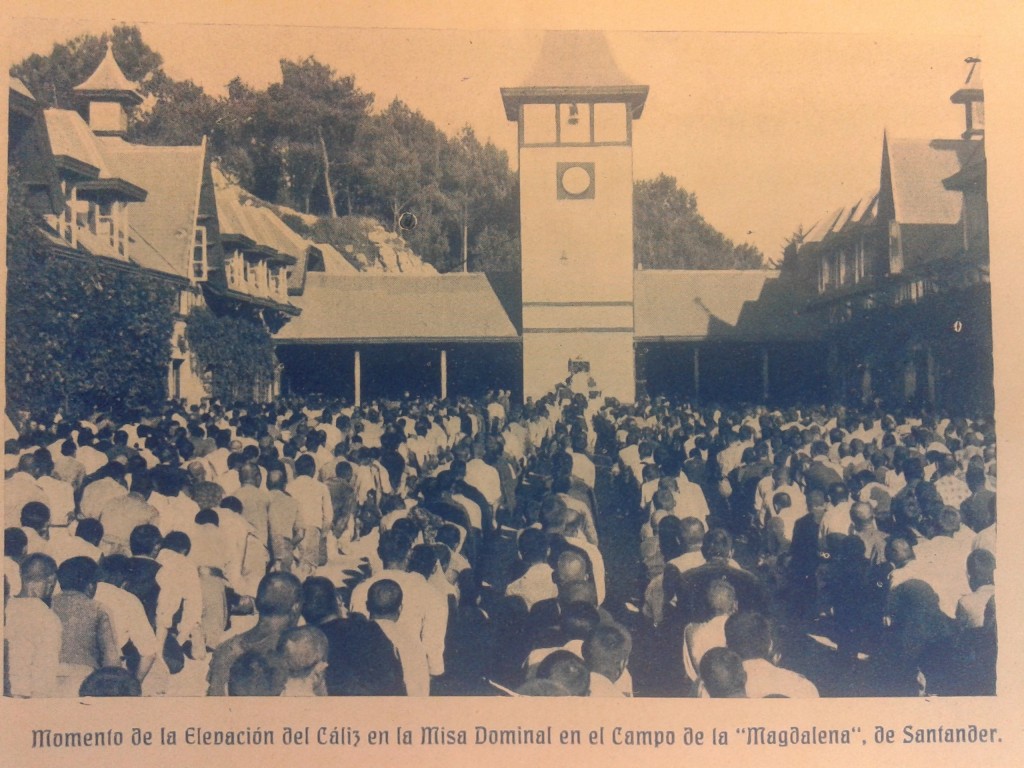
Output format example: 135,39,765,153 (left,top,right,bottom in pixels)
1,1,1022,766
